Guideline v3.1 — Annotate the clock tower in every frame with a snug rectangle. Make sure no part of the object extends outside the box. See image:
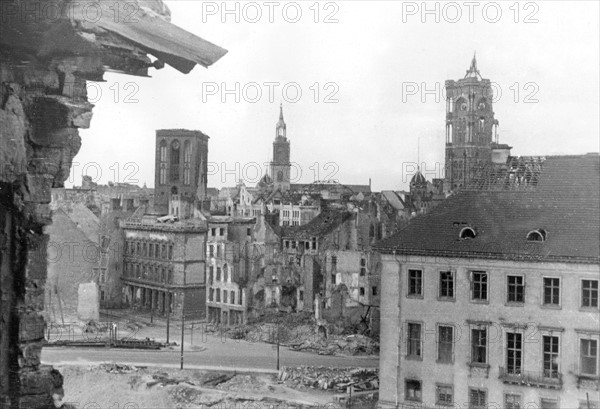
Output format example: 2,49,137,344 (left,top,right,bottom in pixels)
444,53,500,191
270,104,291,192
